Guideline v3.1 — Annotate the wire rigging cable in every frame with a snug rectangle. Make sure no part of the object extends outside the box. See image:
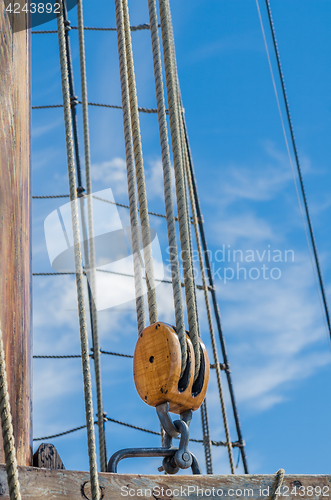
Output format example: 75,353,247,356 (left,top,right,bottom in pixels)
56,3,100,498
184,121,235,474
256,0,331,343
76,0,107,472
33,0,247,476
33,416,243,447
255,0,330,341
